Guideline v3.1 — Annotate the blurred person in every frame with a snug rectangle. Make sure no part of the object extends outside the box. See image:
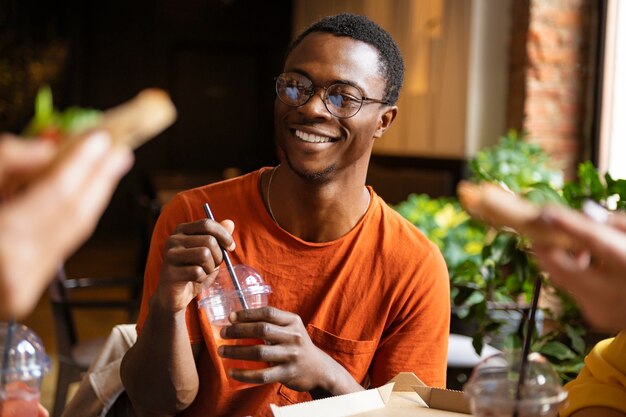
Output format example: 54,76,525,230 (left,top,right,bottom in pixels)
0,132,133,319
121,13,450,417
533,206,626,417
